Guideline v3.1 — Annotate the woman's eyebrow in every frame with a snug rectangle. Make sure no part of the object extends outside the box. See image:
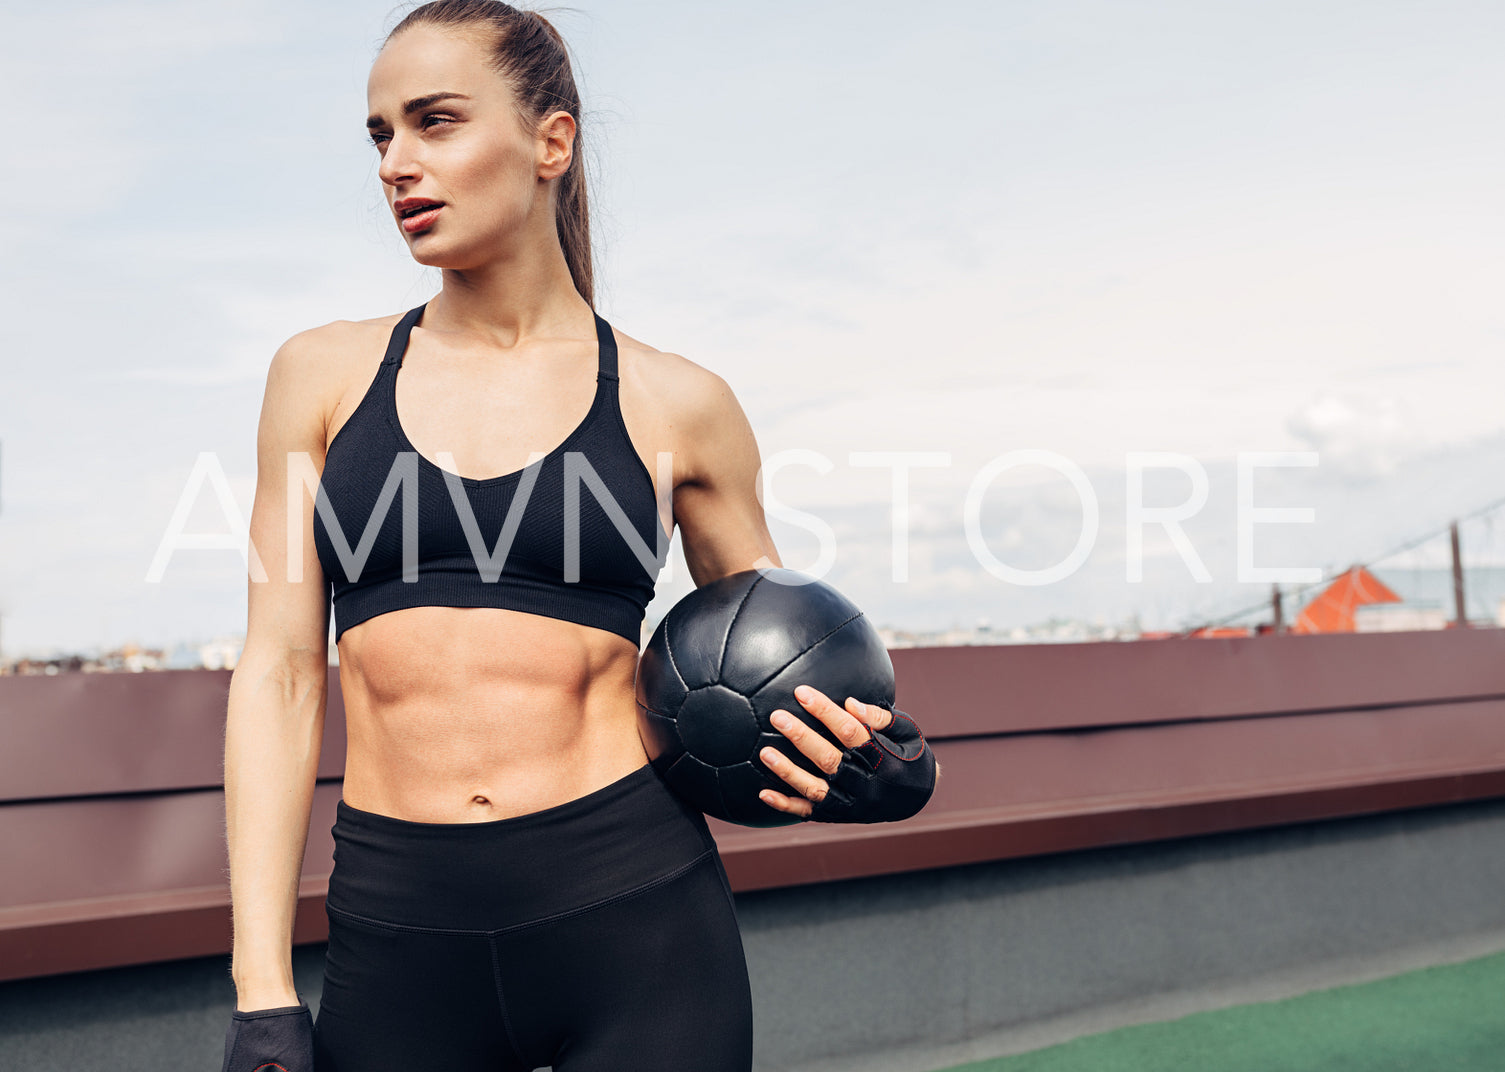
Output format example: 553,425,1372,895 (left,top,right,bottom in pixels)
366,91,472,129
